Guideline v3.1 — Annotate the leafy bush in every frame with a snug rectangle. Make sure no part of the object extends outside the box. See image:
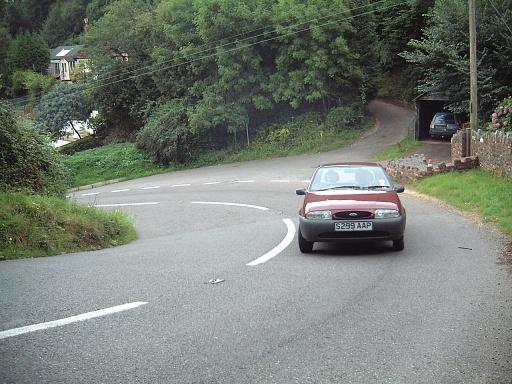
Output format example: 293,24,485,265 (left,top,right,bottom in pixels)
11,69,56,98
136,99,193,165
489,96,512,132
58,135,101,155
0,106,66,195
325,105,362,132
